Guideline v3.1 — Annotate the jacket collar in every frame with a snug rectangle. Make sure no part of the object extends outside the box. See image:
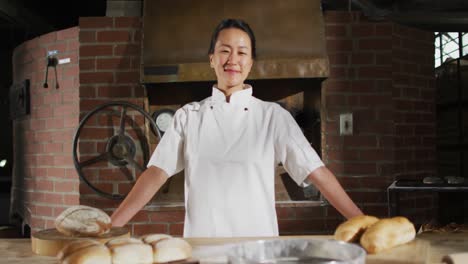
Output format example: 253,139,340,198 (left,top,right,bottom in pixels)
211,84,253,105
